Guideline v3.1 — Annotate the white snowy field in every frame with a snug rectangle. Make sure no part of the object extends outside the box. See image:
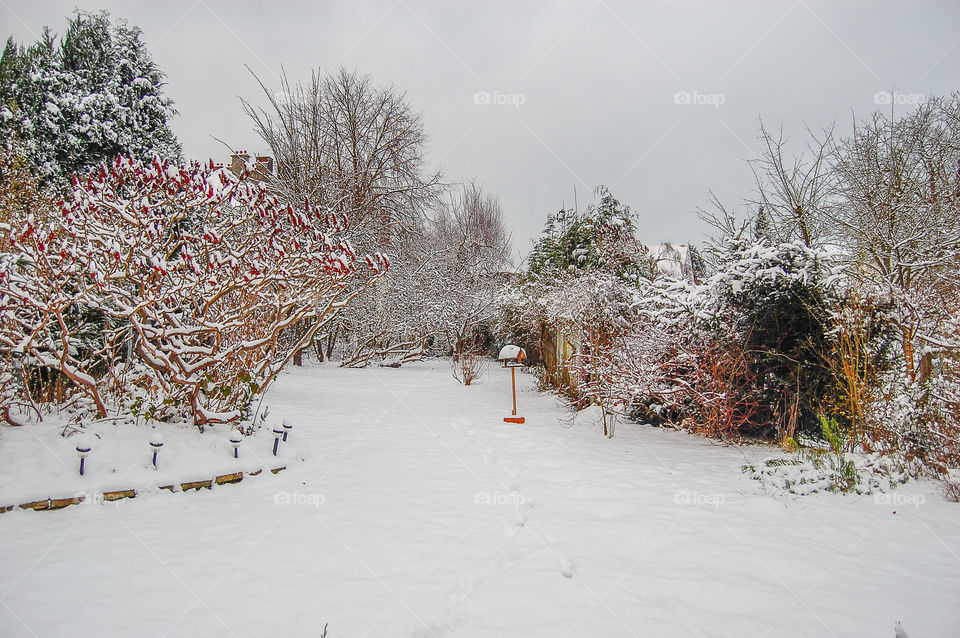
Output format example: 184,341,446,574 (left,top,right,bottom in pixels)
0,360,958,638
